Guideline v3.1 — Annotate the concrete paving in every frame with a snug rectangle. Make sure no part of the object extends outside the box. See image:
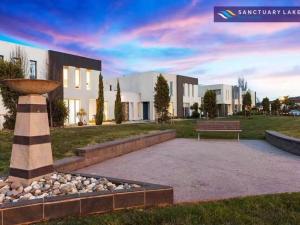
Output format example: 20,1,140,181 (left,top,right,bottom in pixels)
77,139,300,203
